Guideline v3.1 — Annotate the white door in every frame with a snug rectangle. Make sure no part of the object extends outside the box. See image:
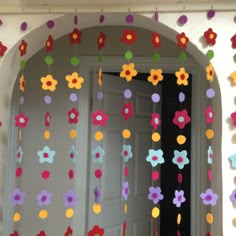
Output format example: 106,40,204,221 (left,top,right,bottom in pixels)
87,72,161,235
